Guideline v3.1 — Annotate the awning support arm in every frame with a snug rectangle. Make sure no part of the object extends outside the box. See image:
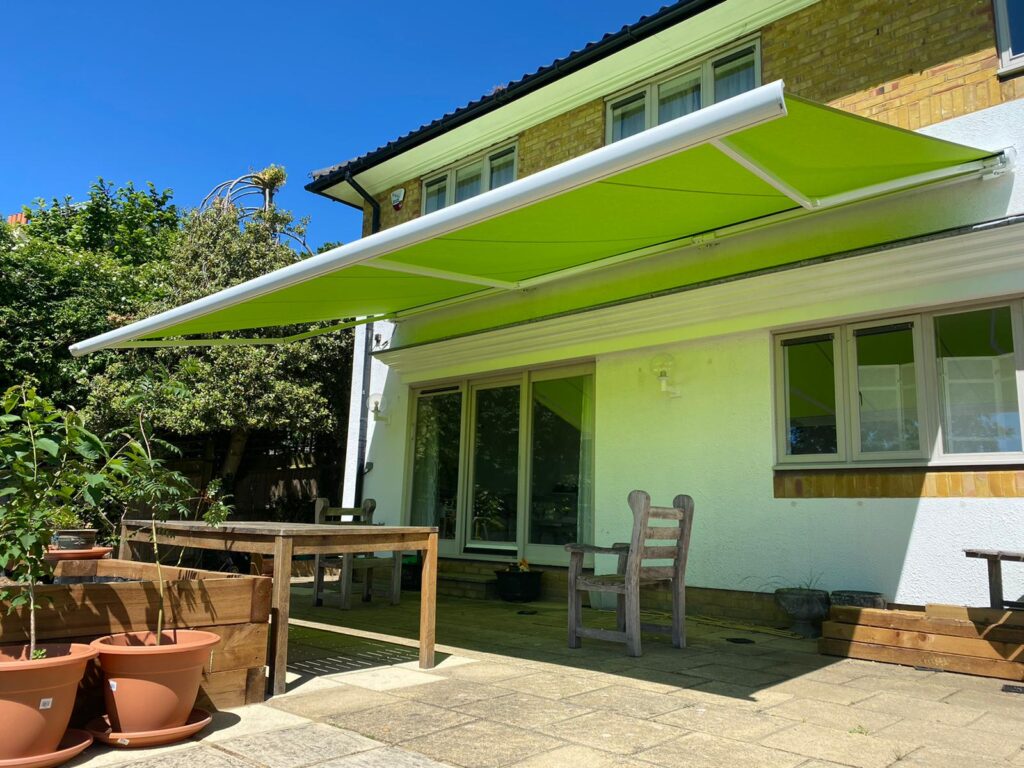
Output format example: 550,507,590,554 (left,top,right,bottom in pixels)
367,259,518,289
